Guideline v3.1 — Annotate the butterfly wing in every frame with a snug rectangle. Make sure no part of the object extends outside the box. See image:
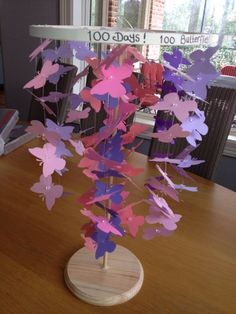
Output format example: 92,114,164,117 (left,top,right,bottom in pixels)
45,184,63,210
41,60,59,77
